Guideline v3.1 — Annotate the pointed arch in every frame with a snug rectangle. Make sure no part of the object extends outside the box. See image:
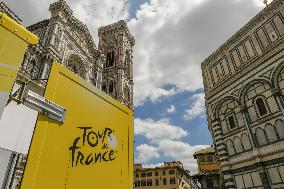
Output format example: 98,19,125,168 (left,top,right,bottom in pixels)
67,54,87,79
